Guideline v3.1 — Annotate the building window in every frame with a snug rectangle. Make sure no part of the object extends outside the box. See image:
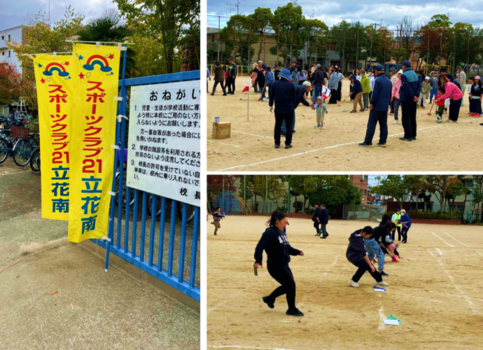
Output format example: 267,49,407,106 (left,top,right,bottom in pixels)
8,50,10,58
8,35,10,41
361,175,365,181
1,35,3,40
